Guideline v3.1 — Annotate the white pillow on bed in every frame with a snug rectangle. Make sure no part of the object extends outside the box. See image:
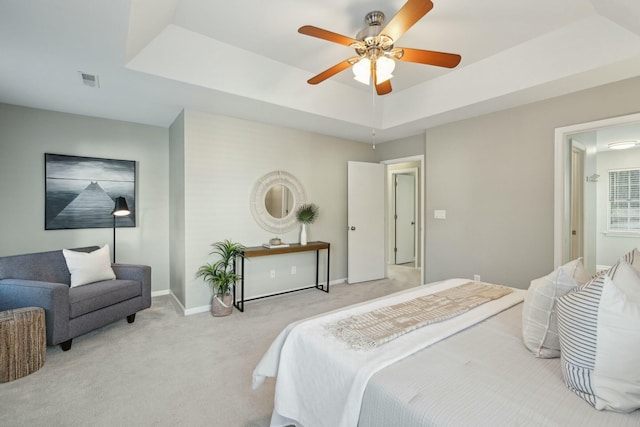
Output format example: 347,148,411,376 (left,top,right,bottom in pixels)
63,245,115,287
522,258,589,358
557,252,640,412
